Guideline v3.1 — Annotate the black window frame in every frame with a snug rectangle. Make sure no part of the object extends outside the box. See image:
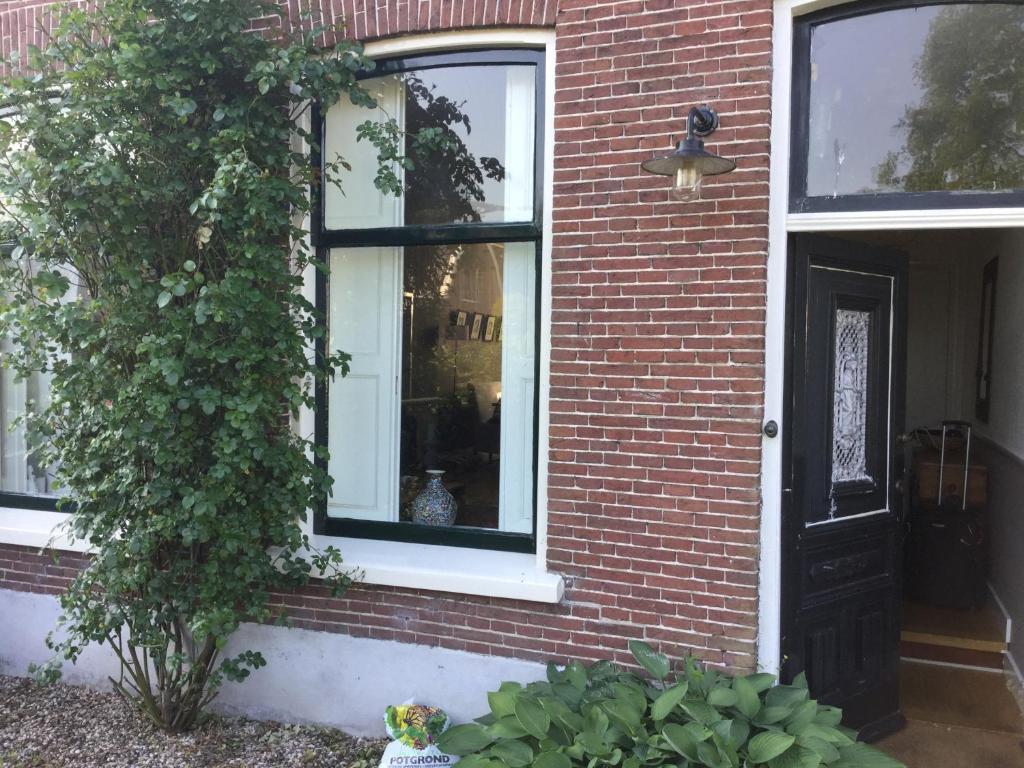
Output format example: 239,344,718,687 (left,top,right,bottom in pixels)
0,240,60,512
311,47,545,553
790,0,1024,214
